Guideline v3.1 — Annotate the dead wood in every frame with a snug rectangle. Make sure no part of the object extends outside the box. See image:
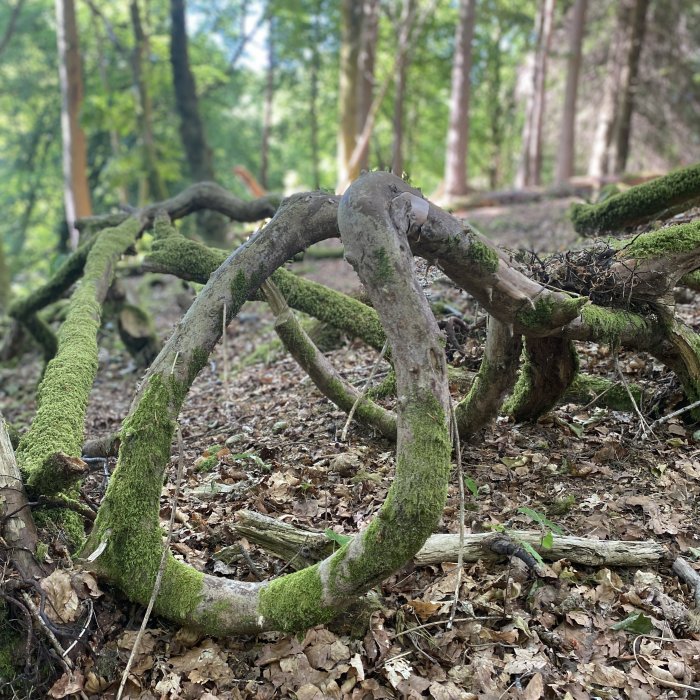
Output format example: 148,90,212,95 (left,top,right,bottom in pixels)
233,509,666,568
